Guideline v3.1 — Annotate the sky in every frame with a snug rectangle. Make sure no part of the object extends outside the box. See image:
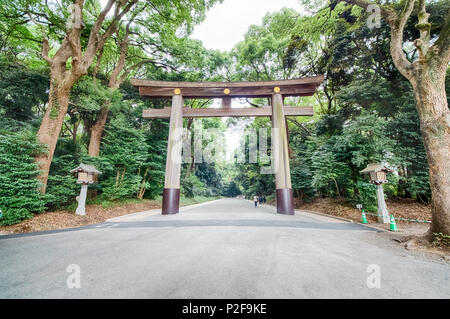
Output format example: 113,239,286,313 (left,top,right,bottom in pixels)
191,0,303,160
191,0,303,52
